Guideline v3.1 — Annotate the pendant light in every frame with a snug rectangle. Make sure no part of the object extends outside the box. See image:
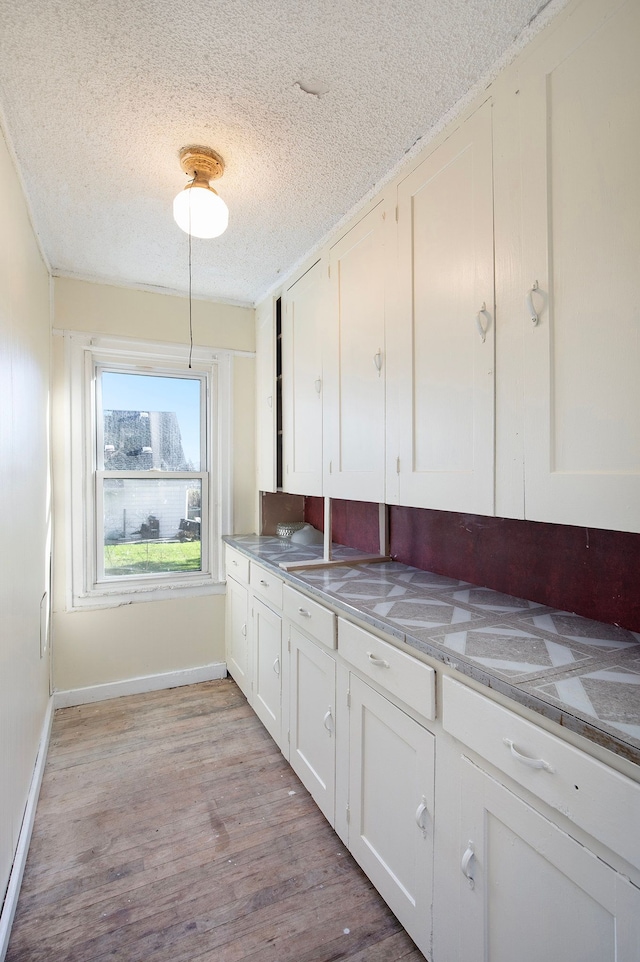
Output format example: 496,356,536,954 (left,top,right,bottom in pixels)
173,145,229,239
